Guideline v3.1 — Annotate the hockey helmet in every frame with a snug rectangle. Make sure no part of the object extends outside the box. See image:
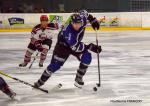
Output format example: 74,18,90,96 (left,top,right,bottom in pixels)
71,14,82,24
40,15,48,22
